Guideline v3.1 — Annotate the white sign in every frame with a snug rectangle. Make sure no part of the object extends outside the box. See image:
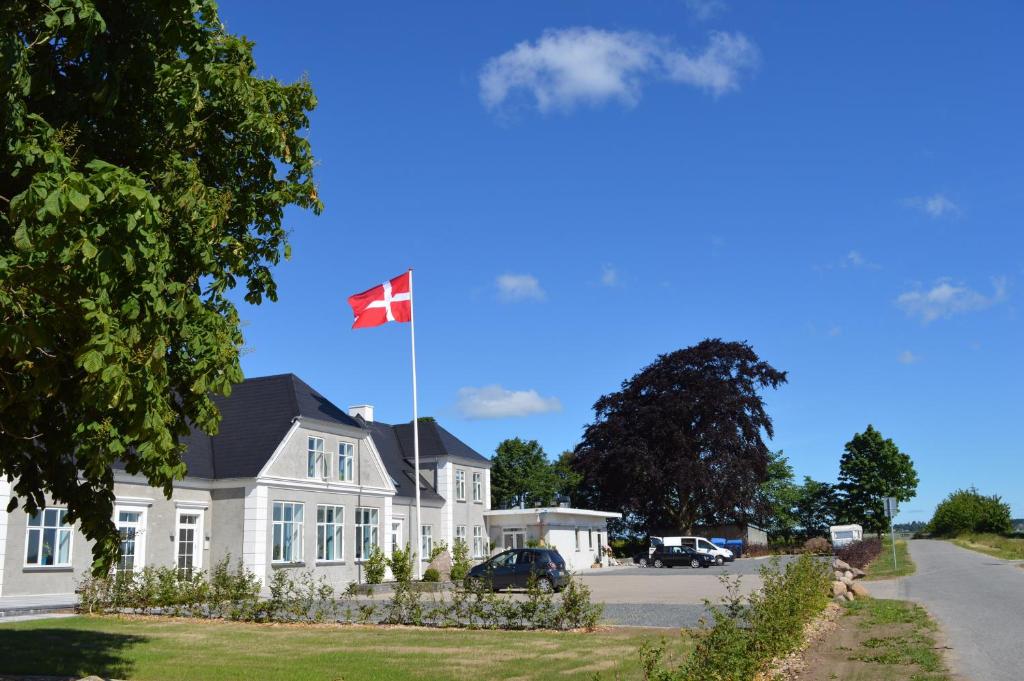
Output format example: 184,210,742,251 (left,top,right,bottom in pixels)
883,497,898,518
